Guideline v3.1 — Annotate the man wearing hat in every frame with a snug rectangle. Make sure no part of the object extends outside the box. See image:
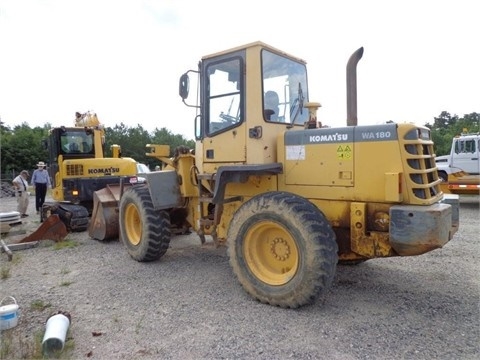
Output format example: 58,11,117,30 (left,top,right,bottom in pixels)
31,161,52,215
12,170,30,217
